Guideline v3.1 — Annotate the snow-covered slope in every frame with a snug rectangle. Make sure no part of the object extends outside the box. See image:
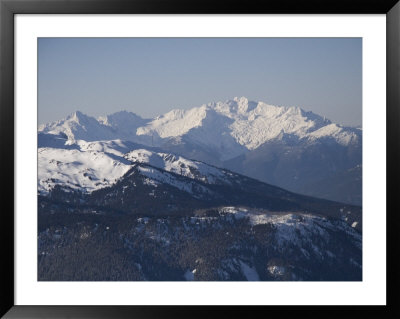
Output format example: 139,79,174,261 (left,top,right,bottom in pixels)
124,149,230,184
38,147,131,194
38,142,234,195
97,111,149,141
